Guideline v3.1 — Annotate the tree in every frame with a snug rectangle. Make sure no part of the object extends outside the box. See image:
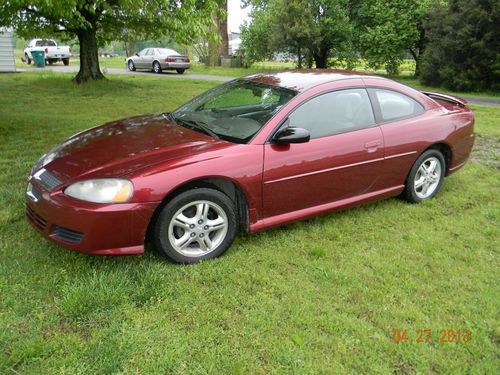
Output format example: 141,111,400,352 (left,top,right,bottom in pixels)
350,0,435,75
241,0,354,69
420,0,500,91
216,0,229,59
0,1,221,83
